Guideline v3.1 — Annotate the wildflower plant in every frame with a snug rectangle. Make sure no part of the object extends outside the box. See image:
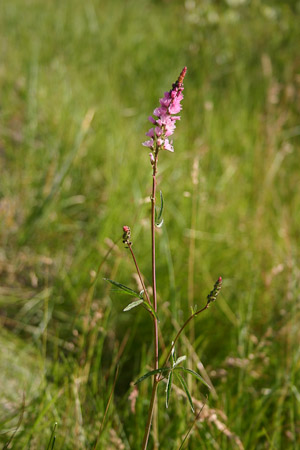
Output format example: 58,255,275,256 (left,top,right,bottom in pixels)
105,67,222,449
